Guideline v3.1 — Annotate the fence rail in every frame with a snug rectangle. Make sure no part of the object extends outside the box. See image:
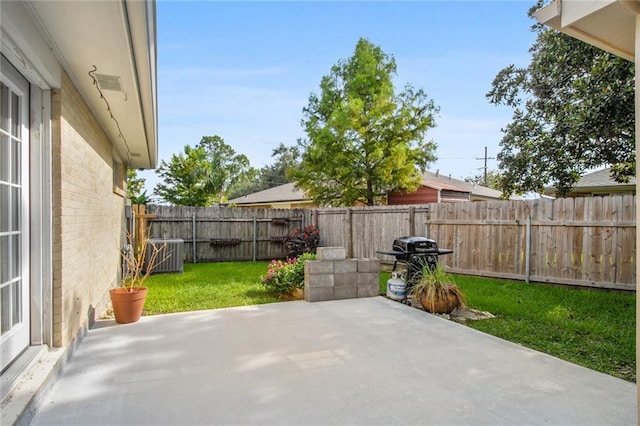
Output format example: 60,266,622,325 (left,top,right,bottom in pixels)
138,195,635,290
316,196,636,291
313,205,431,259
142,205,311,262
